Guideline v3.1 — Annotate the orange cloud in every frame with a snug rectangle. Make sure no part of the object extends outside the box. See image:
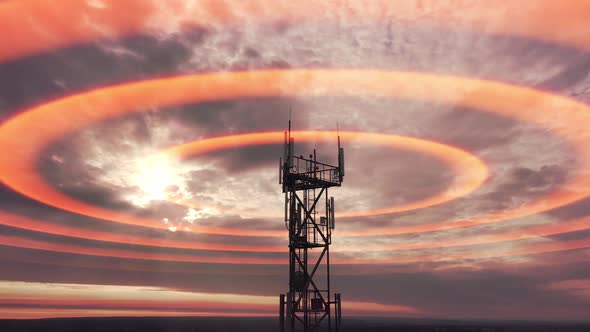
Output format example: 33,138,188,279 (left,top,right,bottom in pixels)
0,0,589,62
0,281,419,318
1,70,589,239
